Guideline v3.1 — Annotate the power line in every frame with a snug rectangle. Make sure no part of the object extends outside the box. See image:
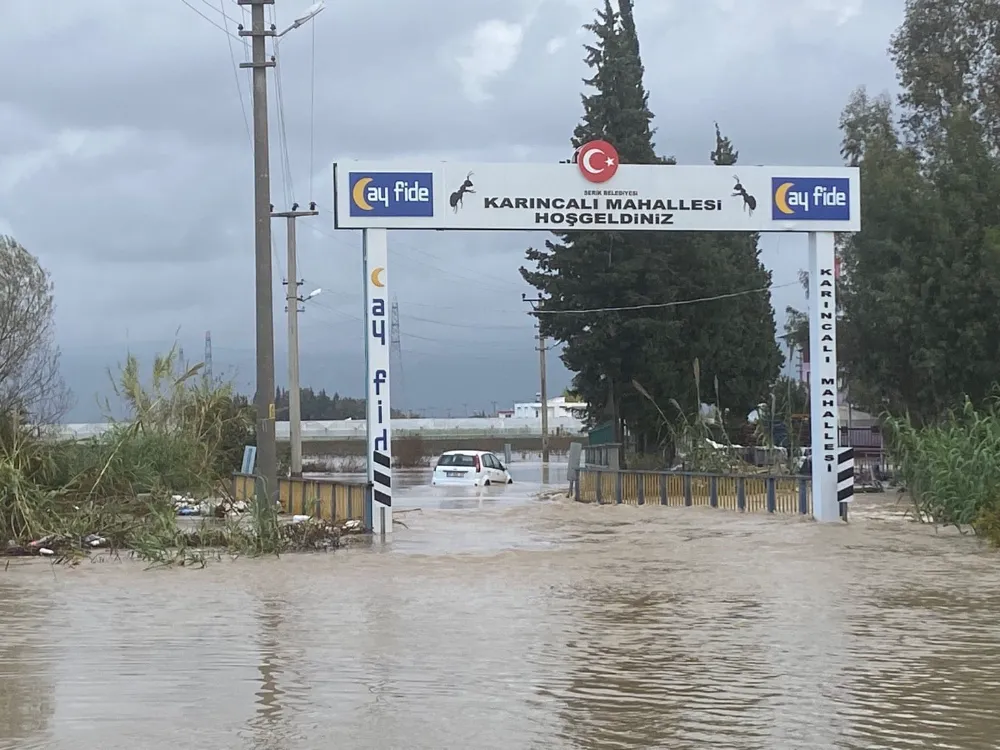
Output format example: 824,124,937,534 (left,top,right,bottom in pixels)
272,42,295,207
238,1,252,95
216,0,251,145
404,313,531,331
308,18,317,200
198,0,241,26
177,0,241,39
267,5,293,207
533,282,798,315
305,301,540,348
302,205,530,295
399,300,525,314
